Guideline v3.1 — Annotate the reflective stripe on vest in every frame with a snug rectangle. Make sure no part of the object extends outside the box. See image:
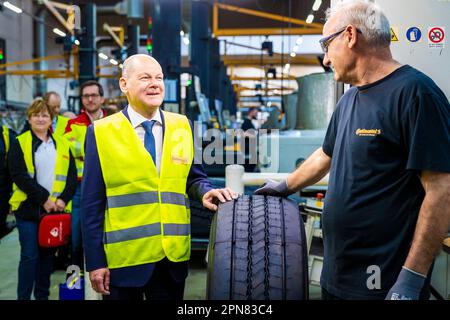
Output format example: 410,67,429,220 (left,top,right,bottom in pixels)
9,131,72,212
94,110,194,269
107,191,190,209
64,123,87,179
